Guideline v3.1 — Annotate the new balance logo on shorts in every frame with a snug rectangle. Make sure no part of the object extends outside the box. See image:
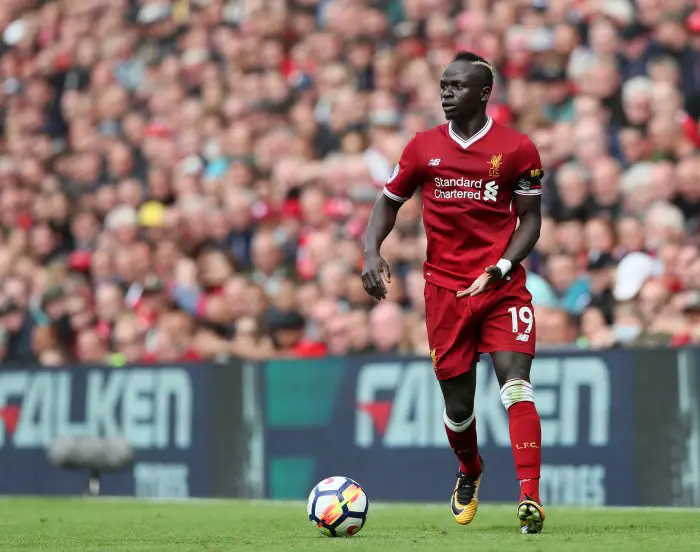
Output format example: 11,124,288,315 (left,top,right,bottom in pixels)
428,158,441,166
516,334,530,342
